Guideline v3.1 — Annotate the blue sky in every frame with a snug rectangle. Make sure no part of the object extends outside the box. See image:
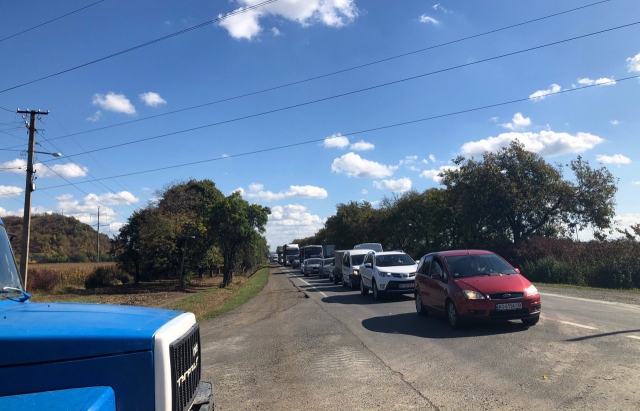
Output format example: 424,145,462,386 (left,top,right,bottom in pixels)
1,0,639,249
